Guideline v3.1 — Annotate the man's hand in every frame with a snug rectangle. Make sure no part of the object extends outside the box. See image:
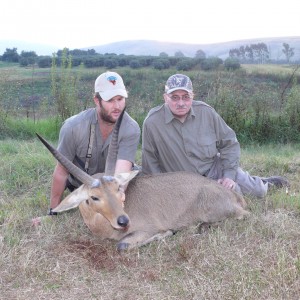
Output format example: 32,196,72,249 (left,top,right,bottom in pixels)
217,177,236,190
